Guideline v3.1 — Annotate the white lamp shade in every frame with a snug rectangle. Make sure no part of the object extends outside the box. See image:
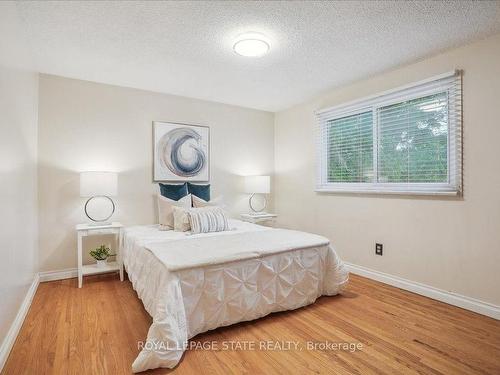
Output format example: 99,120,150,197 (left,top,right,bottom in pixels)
80,171,118,197
244,175,270,194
